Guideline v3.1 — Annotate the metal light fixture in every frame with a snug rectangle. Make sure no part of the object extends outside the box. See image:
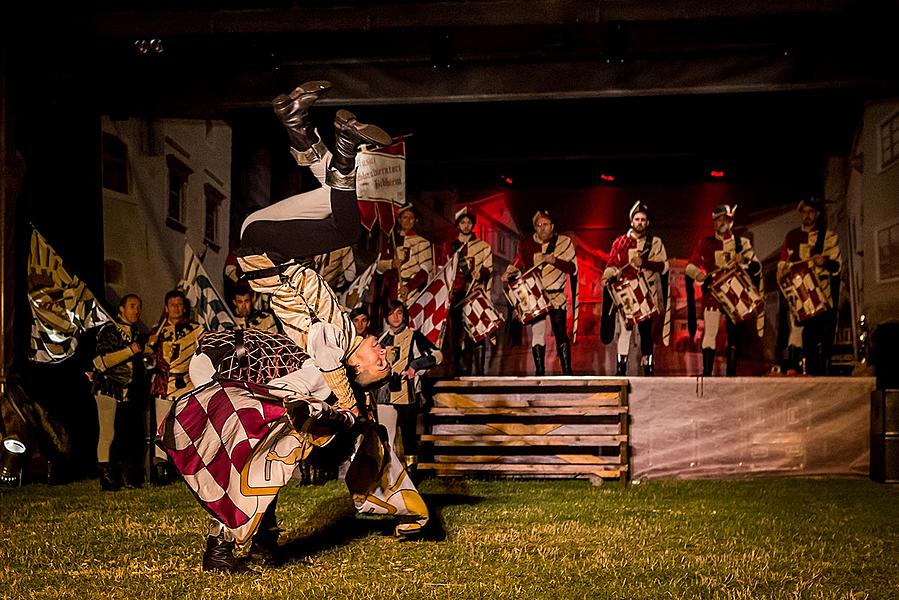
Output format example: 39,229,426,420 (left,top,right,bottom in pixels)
0,437,26,487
